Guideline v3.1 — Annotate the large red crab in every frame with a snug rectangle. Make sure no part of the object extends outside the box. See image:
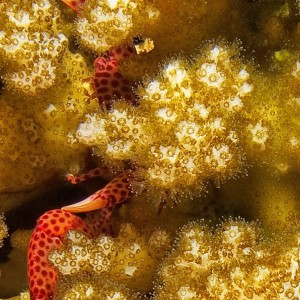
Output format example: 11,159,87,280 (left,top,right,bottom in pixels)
27,39,149,299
